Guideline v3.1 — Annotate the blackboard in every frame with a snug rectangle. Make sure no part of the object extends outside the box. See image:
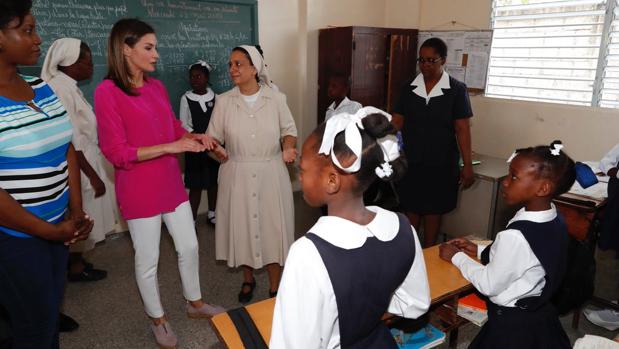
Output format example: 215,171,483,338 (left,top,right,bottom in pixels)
22,0,258,114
